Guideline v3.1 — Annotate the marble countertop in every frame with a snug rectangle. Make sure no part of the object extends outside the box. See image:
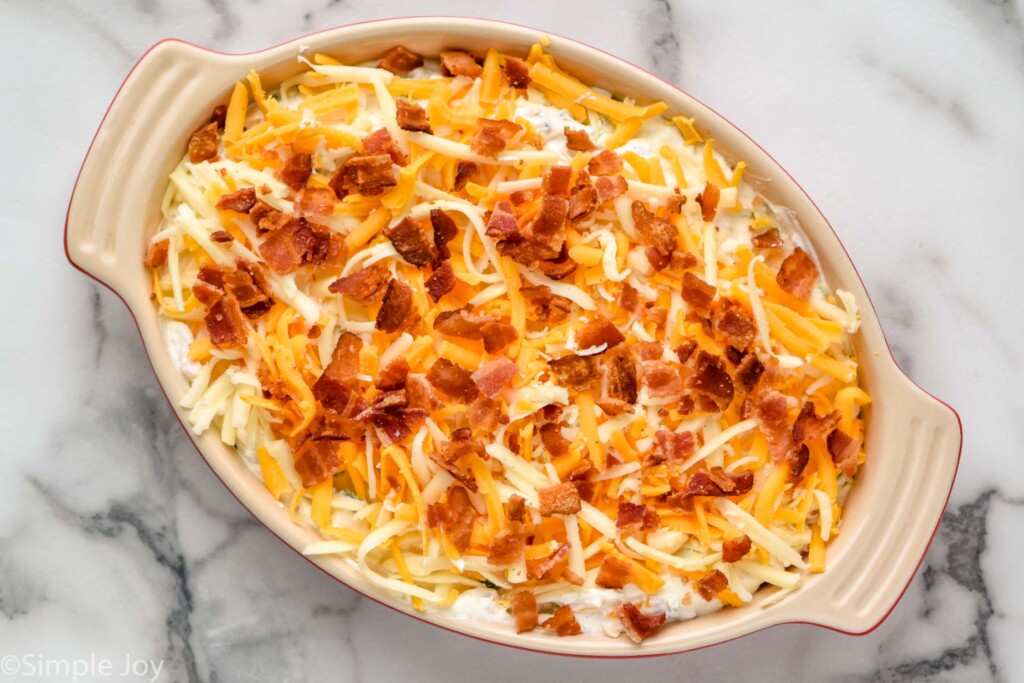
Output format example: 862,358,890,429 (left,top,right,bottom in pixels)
2,1,1021,681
